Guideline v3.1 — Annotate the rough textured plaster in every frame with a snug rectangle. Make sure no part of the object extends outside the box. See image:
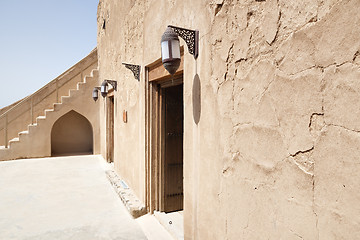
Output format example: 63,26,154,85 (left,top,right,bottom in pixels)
313,126,360,239
213,0,360,239
97,0,360,239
